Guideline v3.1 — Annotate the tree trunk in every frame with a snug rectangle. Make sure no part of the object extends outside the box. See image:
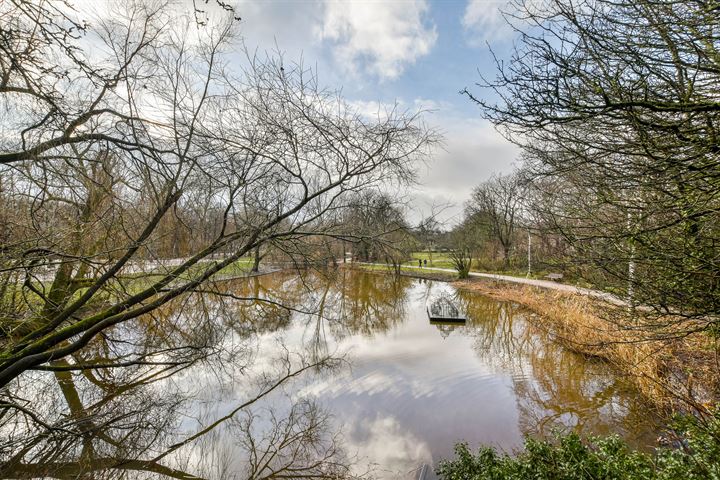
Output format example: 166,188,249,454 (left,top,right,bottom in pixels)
252,246,261,273
502,244,511,269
